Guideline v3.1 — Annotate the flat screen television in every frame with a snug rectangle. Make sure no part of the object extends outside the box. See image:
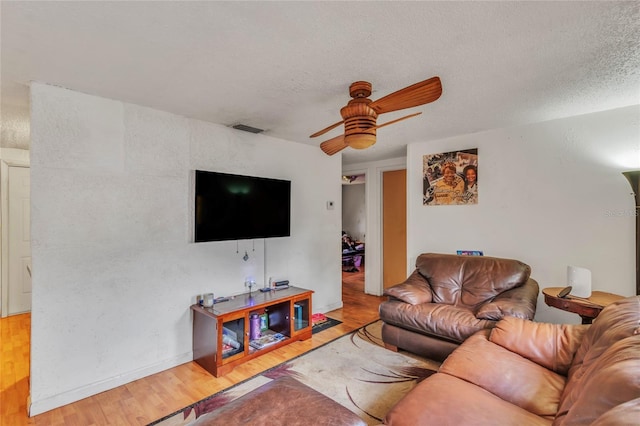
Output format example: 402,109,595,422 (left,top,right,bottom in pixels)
194,170,291,242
